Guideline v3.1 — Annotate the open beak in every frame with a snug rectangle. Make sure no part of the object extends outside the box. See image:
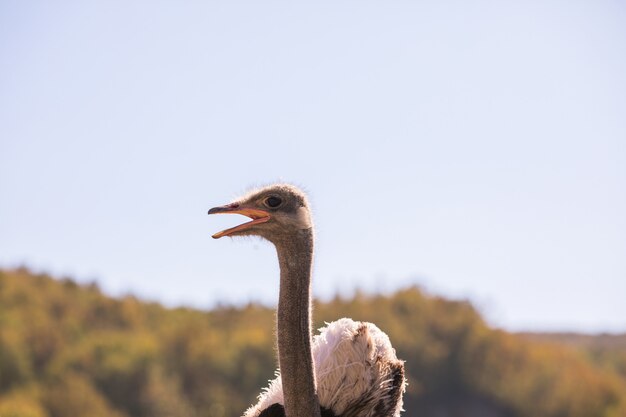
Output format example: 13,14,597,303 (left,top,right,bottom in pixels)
208,203,271,239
